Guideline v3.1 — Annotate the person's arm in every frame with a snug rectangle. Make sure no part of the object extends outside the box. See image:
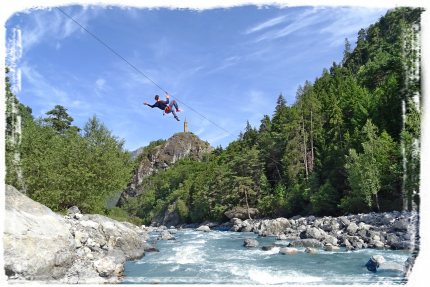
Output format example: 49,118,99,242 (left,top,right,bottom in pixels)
144,102,156,108
165,92,170,104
